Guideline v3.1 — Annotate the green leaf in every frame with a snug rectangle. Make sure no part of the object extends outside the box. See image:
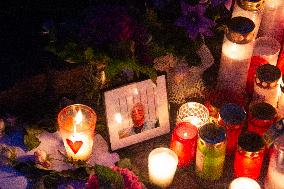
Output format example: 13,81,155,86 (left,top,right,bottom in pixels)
84,48,95,62
24,134,41,151
94,164,124,189
26,127,43,135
